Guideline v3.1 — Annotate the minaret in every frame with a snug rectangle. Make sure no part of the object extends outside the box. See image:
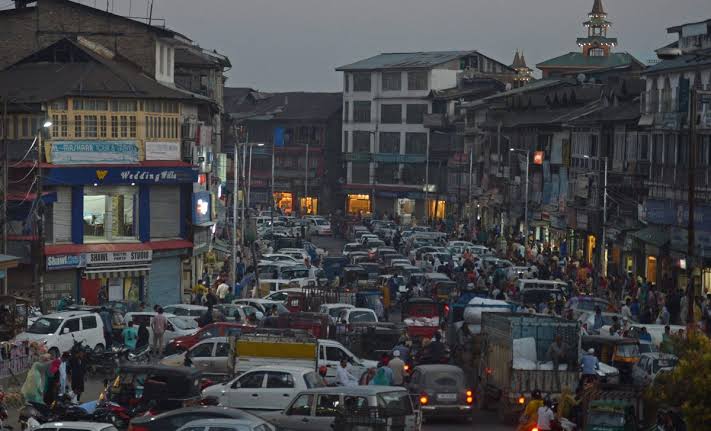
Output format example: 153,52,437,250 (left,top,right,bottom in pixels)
577,0,617,57
511,50,533,88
